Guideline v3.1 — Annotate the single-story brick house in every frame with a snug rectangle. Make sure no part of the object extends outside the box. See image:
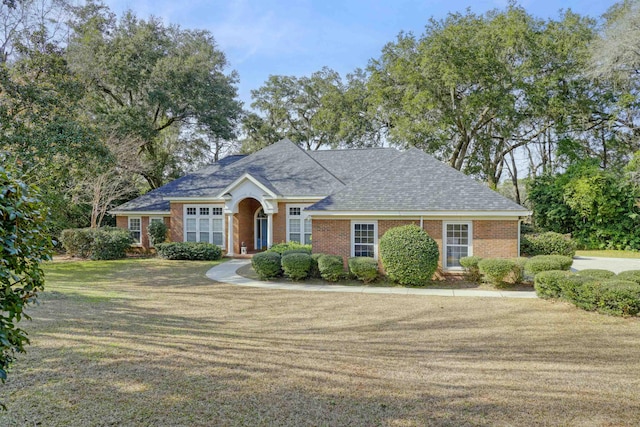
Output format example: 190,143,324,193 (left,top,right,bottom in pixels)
111,139,530,271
